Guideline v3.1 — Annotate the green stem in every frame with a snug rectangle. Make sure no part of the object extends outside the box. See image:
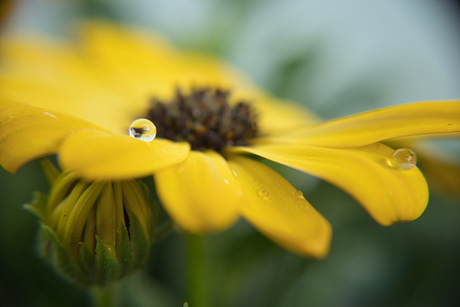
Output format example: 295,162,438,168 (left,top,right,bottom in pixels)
91,284,118,307
186,234,209,307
